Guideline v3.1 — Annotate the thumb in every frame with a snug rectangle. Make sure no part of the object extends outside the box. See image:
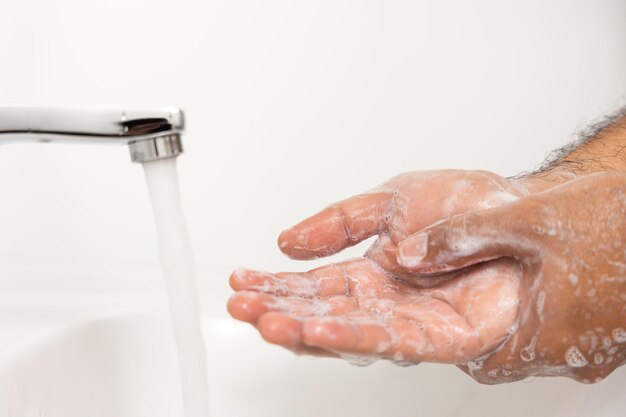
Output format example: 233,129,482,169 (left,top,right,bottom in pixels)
396,202,538,274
